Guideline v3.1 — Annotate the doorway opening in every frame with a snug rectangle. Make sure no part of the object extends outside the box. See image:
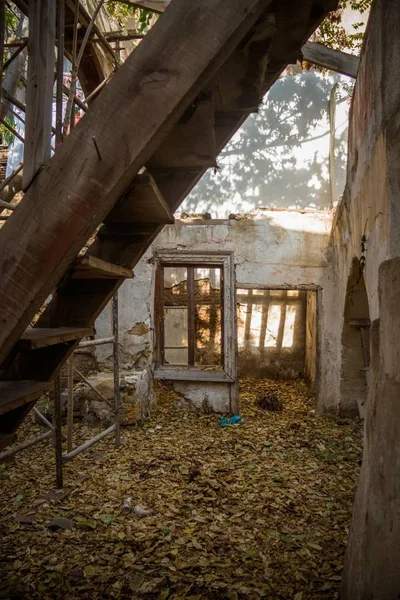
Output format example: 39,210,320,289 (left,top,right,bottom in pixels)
340,259,370,418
